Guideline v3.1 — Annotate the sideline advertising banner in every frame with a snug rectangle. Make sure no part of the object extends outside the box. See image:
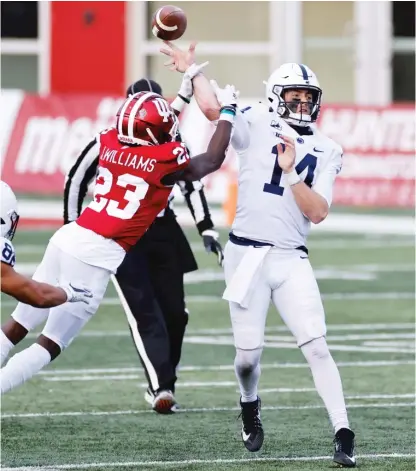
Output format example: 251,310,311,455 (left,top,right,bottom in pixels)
1,91,414,208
